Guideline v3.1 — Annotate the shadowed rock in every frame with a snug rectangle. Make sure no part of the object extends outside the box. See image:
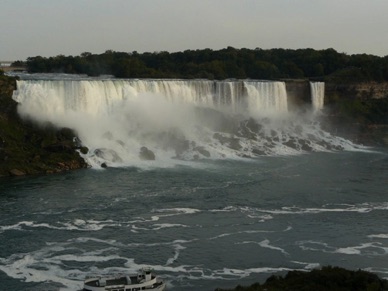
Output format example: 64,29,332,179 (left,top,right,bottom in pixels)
94,148,123,163
139,146,156,160
9,169,26,176
194,146,211,157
